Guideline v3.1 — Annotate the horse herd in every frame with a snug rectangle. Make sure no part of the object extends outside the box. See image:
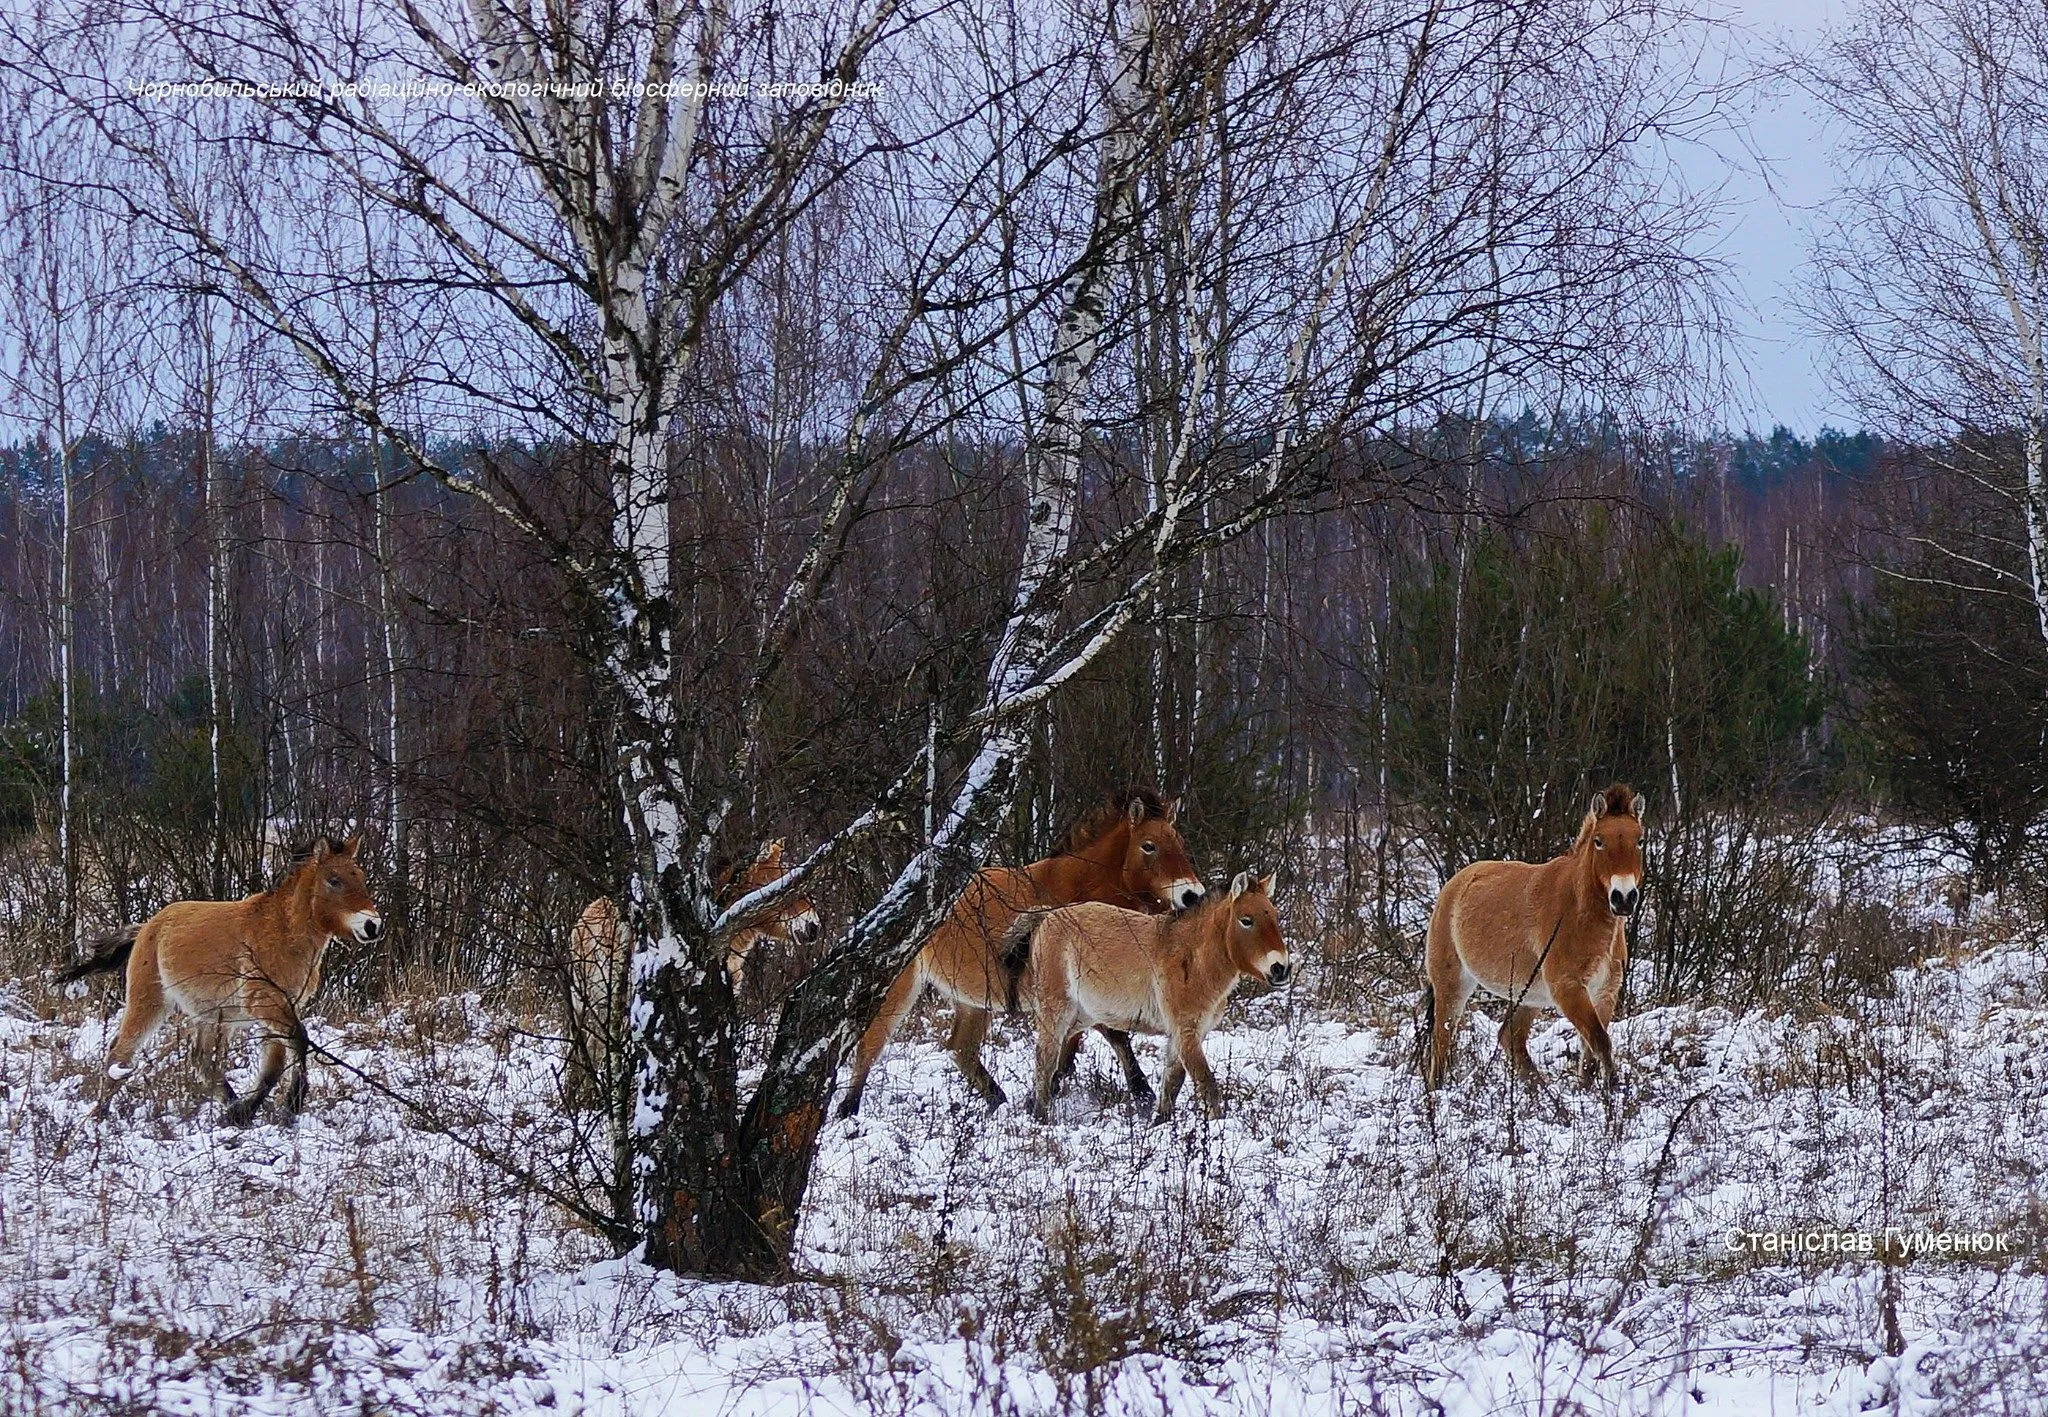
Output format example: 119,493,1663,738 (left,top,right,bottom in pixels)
54,782,1647,1127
